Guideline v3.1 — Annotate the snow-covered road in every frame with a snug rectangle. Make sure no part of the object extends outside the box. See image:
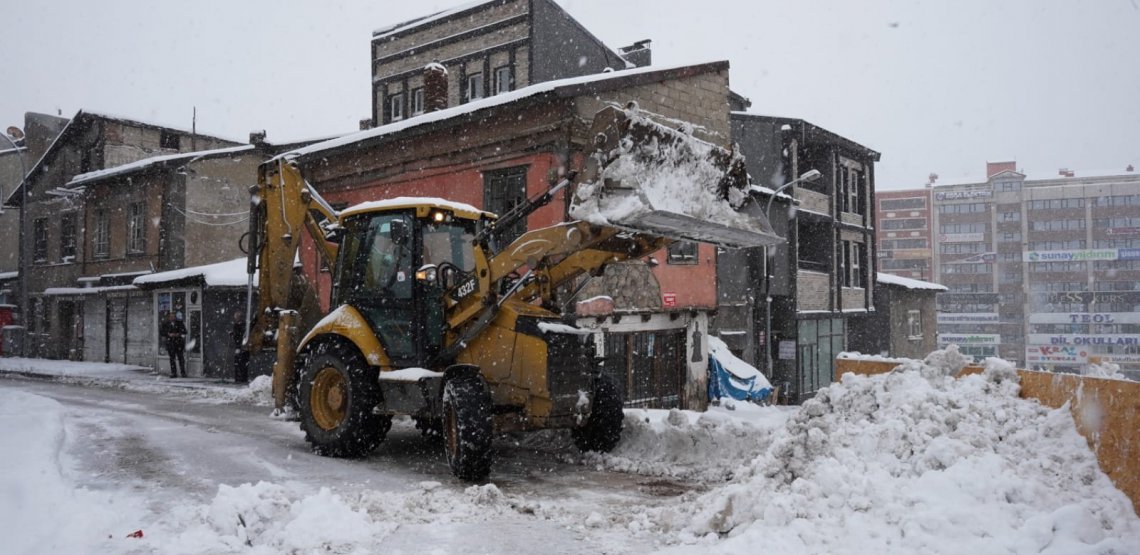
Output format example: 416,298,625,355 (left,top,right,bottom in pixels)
0,378,702,554
3,346,1139,555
